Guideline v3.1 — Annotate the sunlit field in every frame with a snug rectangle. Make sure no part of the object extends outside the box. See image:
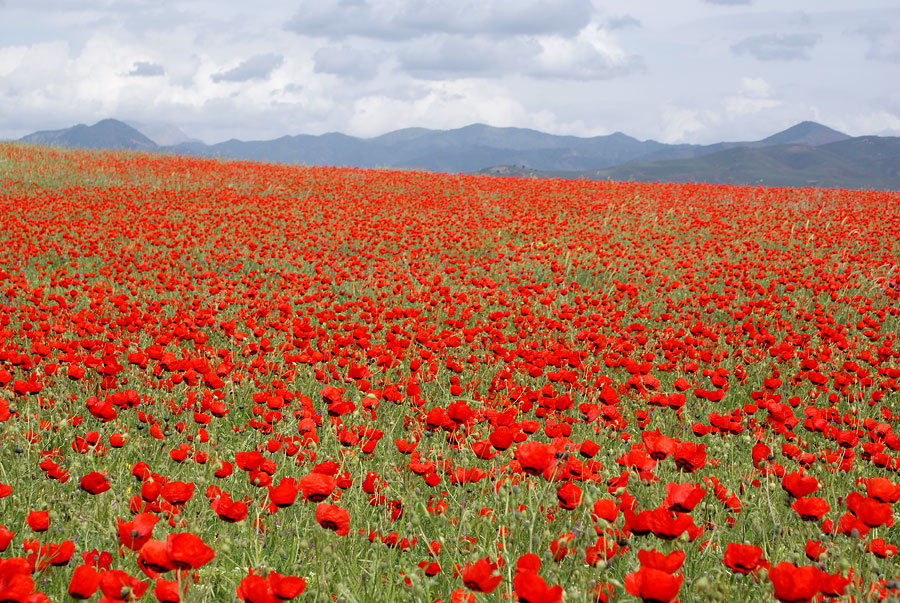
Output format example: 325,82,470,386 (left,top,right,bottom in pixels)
0,143,898,603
